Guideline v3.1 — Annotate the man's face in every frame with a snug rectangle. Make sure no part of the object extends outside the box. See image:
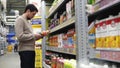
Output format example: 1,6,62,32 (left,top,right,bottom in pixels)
27,11,37,20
